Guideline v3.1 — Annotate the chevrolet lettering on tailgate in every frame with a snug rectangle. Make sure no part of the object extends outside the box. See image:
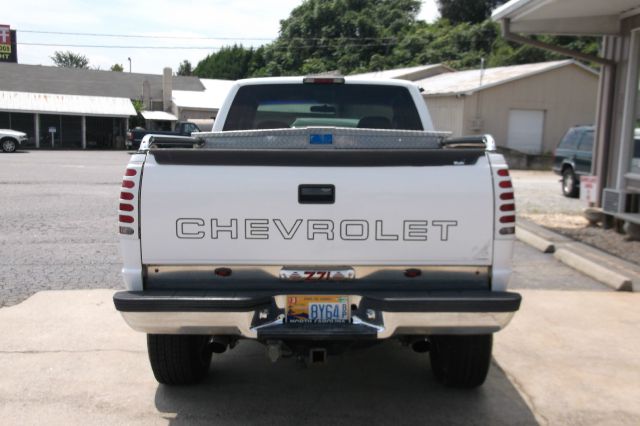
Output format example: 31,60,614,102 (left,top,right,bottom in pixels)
175,218,459,241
